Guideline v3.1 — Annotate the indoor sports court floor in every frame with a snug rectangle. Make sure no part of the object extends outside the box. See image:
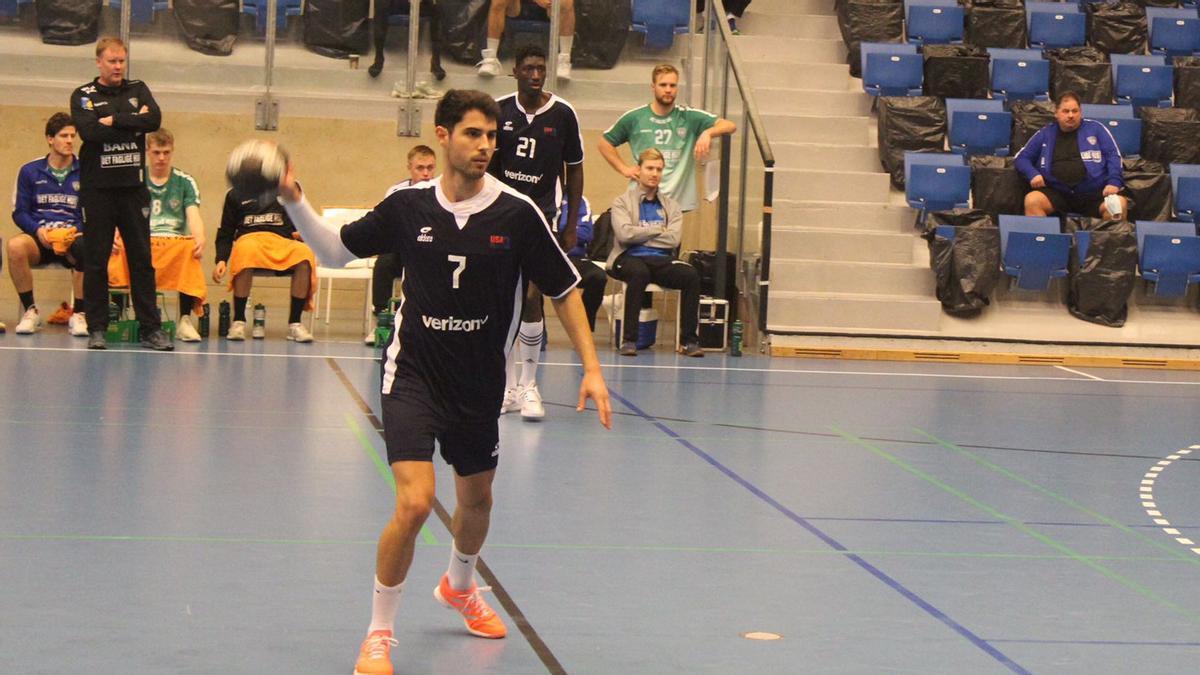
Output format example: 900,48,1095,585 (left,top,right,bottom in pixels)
3,335,1200,673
